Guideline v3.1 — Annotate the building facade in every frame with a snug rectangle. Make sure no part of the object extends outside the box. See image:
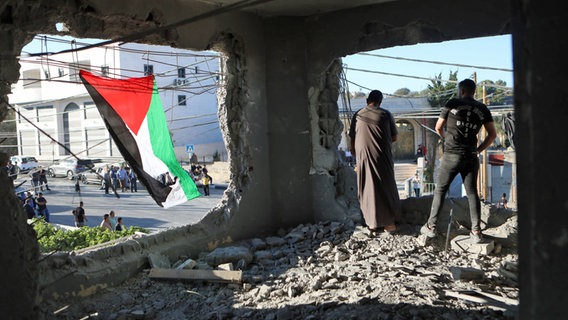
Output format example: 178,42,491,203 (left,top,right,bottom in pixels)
9,39,224,163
